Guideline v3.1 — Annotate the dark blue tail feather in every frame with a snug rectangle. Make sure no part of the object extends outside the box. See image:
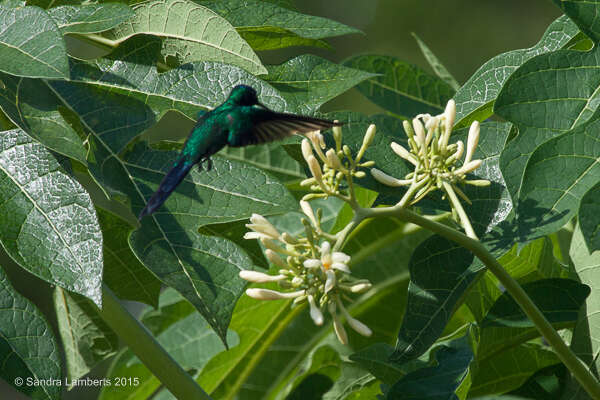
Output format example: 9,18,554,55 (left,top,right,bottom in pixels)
138,159,194,220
